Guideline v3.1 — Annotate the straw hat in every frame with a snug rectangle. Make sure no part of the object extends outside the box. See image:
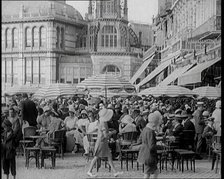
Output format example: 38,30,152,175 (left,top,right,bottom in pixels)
43,106,51,113
202,111,210,117
99,108,113,122
197,101,204,106
121,115,134,124
81,110,88,115
68,107,76,114
216,100,221,108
